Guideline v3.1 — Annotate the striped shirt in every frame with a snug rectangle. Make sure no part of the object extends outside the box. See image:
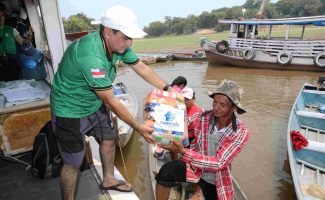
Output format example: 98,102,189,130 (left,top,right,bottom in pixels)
181,111,249,200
